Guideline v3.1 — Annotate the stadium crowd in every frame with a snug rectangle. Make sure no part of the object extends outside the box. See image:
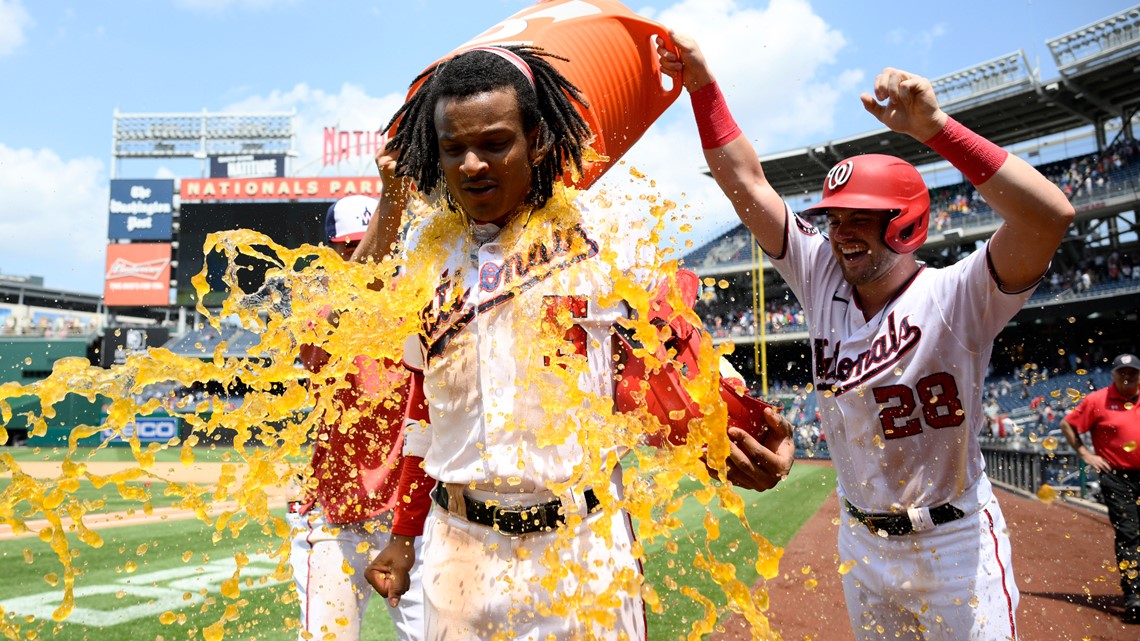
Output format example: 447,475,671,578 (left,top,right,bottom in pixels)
695,298,806,338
